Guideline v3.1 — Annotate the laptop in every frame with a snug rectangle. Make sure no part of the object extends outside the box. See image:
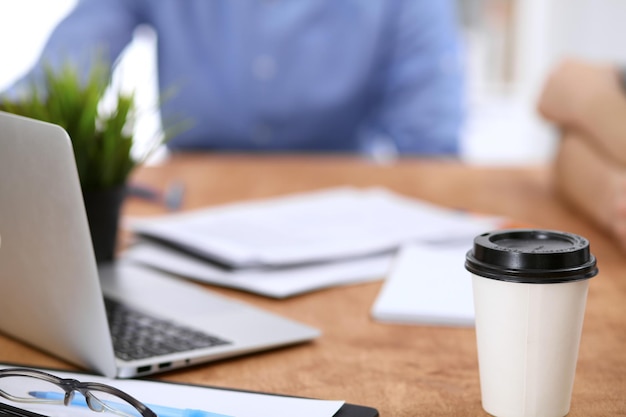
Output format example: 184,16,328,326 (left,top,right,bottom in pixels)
0,111,320,378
